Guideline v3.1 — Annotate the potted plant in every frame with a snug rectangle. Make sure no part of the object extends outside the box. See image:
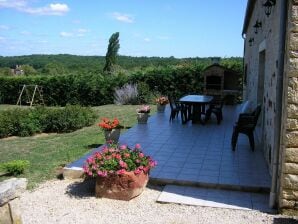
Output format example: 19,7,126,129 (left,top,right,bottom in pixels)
98,118,123,143
83,142,157,200
156,96,169,113
136,105,150,124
